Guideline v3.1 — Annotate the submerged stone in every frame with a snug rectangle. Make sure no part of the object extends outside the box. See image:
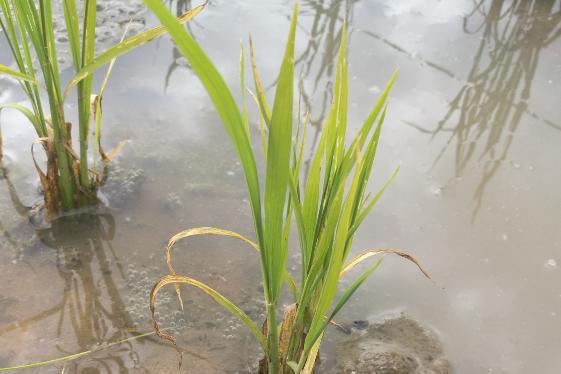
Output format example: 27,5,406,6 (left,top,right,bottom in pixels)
333,314,451,374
